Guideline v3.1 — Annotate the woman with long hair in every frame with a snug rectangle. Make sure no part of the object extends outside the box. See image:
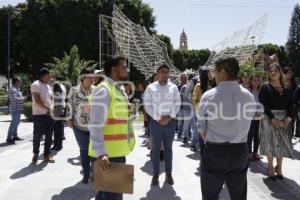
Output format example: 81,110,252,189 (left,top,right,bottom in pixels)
247,75,262,161
191,69,215,153
240,72,250,89
259,63,293,180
